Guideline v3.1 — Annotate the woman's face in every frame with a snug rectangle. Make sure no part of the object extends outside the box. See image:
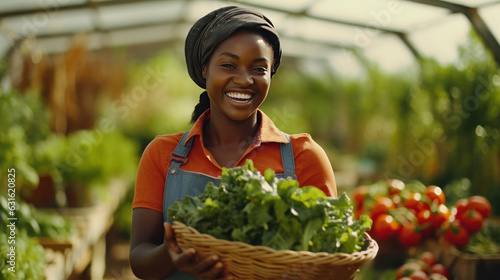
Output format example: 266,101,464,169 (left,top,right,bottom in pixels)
203,30,273,122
